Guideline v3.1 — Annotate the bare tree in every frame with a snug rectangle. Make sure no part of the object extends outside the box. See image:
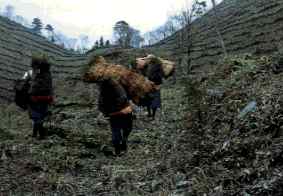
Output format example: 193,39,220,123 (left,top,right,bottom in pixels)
99,36,104,47
113,21,143,48
3,5,14,19
130,29,144,48
144,30,162,45
211,0,227,57
178,0,207,74
113,21,132,48
45,24,55,42
142,15,182,47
